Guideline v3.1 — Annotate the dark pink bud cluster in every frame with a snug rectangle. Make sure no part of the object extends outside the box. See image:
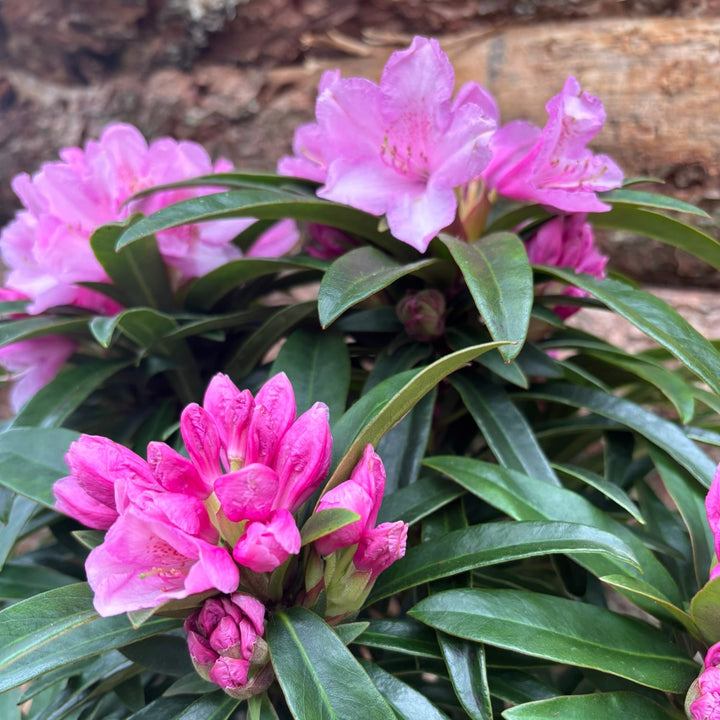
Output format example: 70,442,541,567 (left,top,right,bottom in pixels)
396,289,447,342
